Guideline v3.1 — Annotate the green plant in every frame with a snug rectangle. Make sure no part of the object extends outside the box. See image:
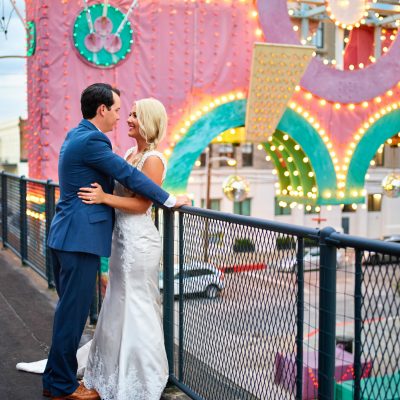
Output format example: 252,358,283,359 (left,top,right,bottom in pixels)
276,237,317,250
233,238,255,253
276,237,295,250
